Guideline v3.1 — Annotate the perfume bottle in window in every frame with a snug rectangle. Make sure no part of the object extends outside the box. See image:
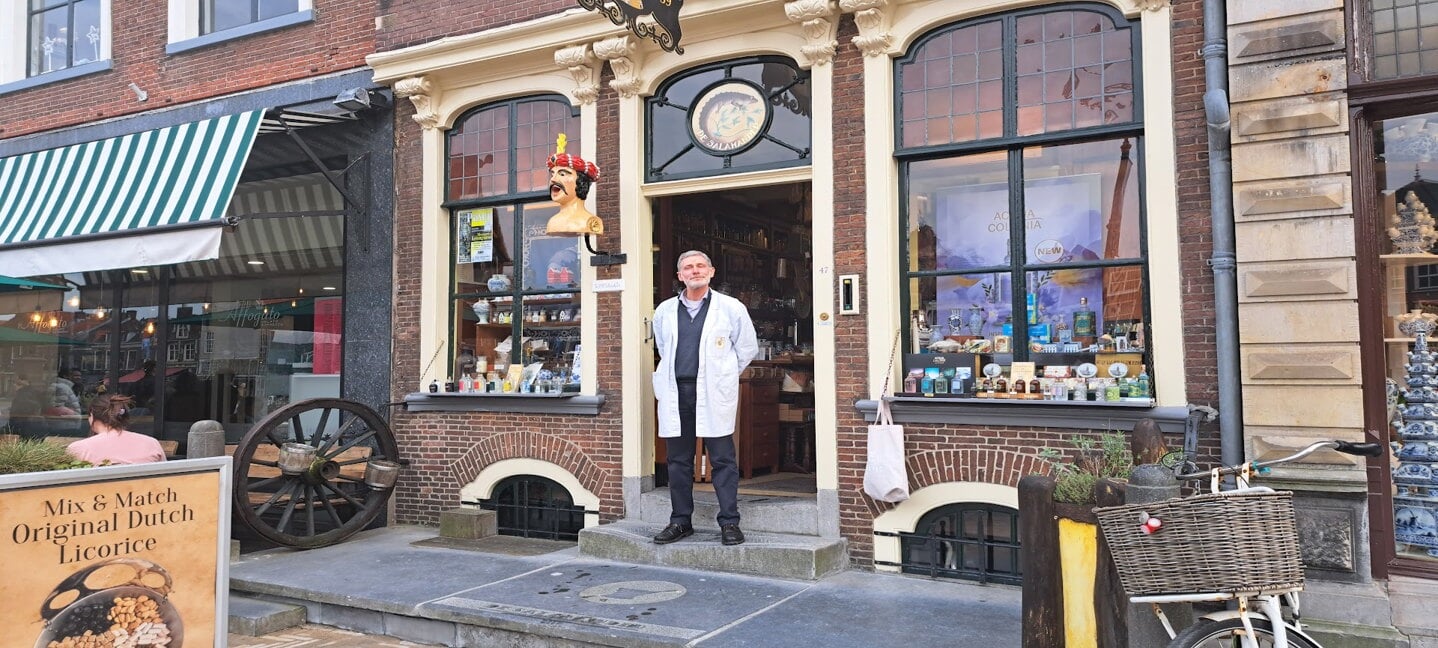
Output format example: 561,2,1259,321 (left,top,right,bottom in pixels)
1073,297,1096,337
